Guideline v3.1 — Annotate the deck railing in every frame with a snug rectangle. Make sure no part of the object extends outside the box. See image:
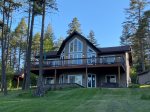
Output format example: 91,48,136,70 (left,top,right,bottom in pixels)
31,56,125,68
